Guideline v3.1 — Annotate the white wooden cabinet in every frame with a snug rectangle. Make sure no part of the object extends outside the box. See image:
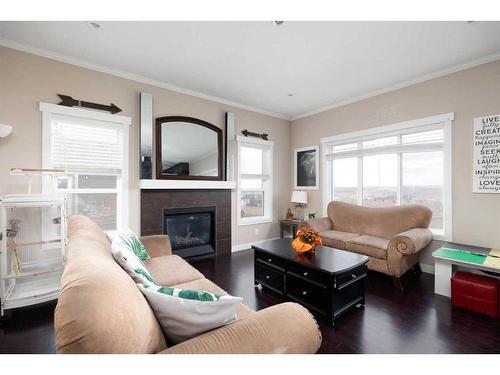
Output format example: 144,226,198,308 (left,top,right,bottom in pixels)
0,194,67,317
